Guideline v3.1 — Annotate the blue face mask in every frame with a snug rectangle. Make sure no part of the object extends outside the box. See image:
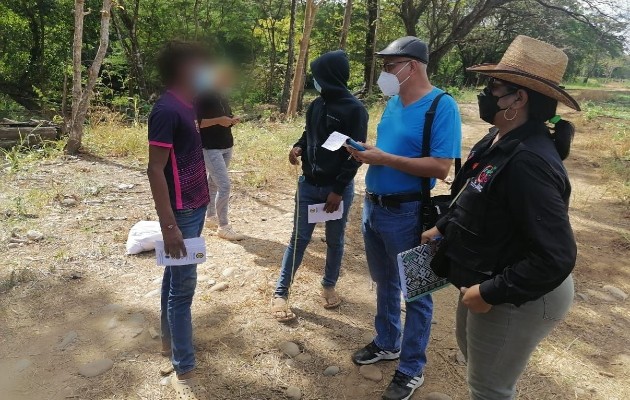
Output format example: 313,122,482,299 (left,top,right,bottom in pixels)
313,78,322,93
193,65,215,94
